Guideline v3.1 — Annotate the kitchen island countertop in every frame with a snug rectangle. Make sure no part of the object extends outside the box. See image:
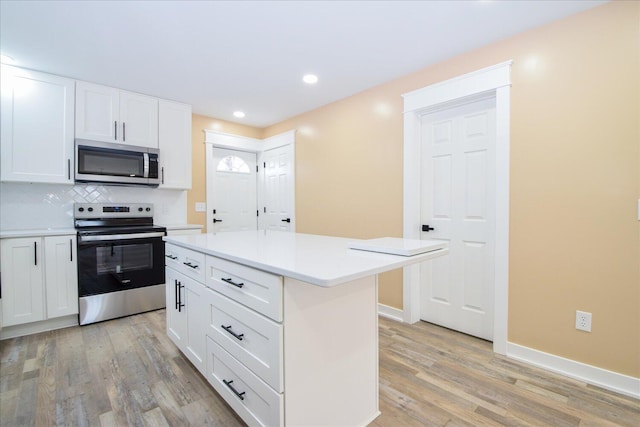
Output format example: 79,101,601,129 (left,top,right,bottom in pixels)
163,230,448,287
